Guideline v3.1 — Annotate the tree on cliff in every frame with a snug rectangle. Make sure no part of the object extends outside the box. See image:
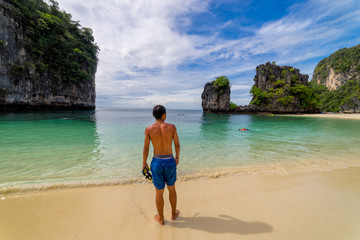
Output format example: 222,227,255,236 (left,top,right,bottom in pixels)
312,44,360,112
213,75,230,97
249,62,323,113
318,77,360,112
2,0,99,84
313,44,360,84
214,76,230,88
249,57,360,113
